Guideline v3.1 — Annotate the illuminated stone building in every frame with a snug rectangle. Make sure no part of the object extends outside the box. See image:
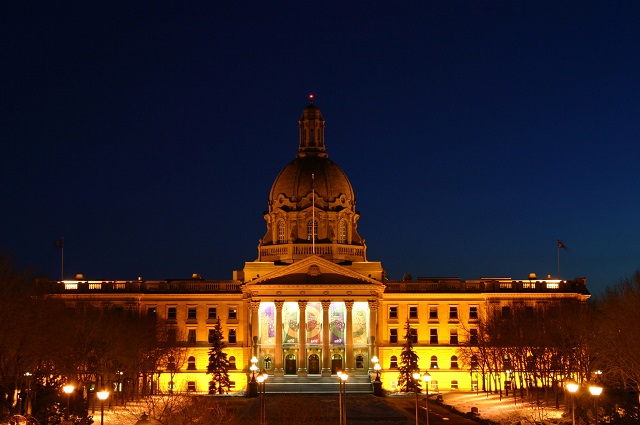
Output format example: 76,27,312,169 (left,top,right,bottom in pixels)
49,99,590,394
